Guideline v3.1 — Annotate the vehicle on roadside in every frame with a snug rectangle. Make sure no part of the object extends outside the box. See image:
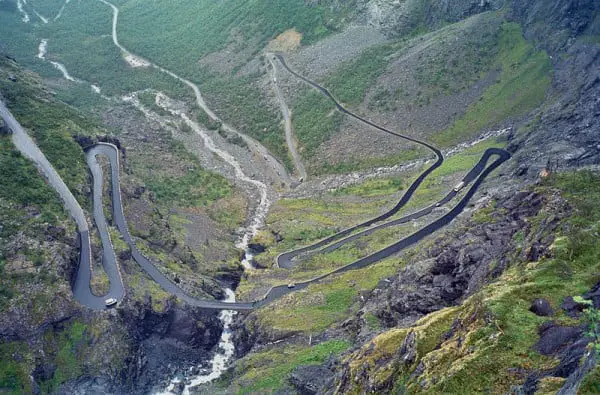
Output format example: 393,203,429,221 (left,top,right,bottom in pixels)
105,298,117,307
287,283,296,289
453,181,466,192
